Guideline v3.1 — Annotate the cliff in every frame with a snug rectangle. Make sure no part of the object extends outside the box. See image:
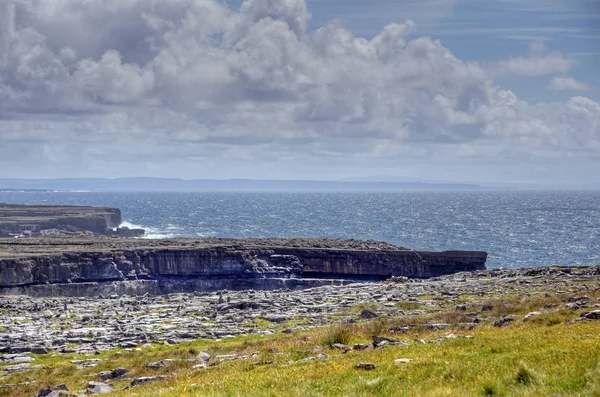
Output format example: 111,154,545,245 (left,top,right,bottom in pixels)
0,238,487,296
0,203,139,237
